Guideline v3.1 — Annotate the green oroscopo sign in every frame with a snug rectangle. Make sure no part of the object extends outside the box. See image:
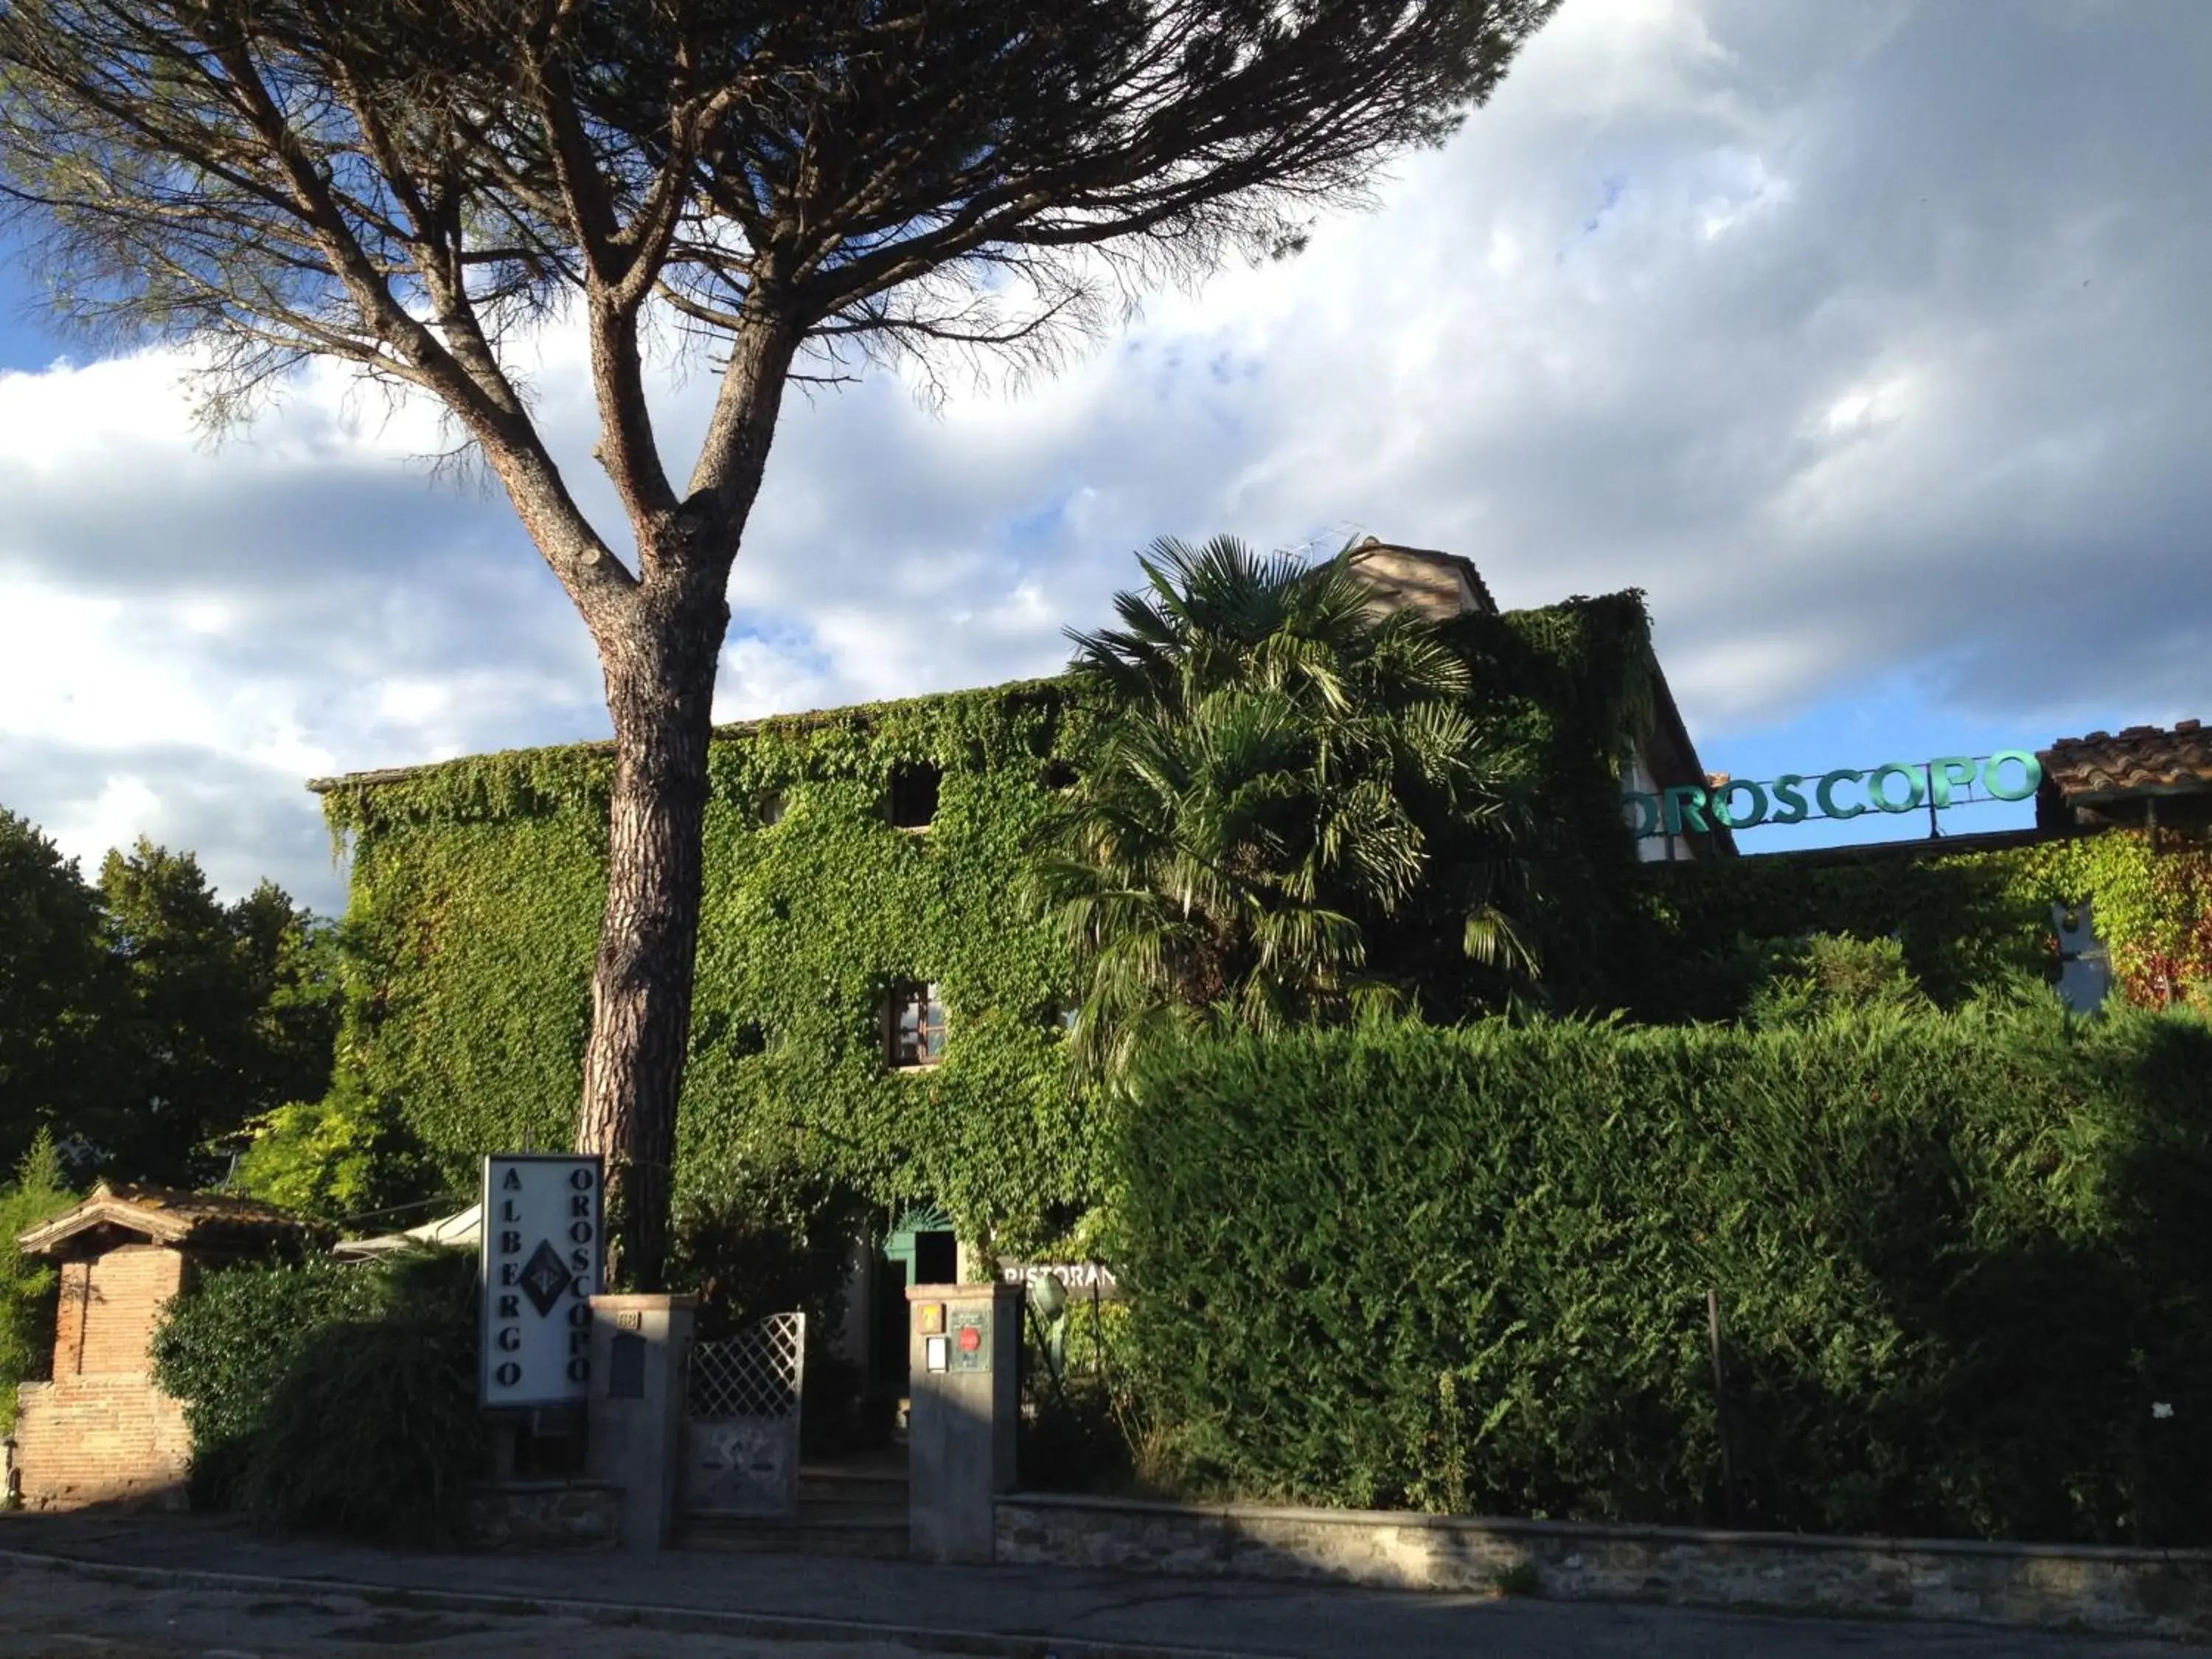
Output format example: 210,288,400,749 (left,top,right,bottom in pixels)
1626,751,2043,838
